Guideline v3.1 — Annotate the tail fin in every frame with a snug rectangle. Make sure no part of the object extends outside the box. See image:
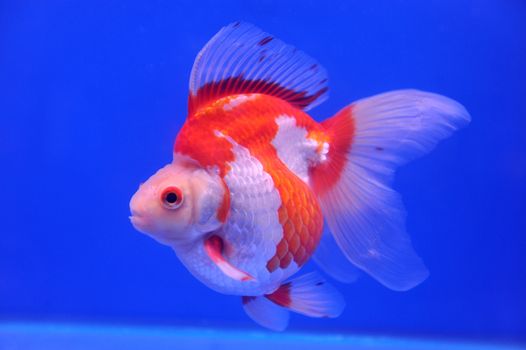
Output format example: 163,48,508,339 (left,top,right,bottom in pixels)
313,227,362,283
310,89,470,291
242,272,345,330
